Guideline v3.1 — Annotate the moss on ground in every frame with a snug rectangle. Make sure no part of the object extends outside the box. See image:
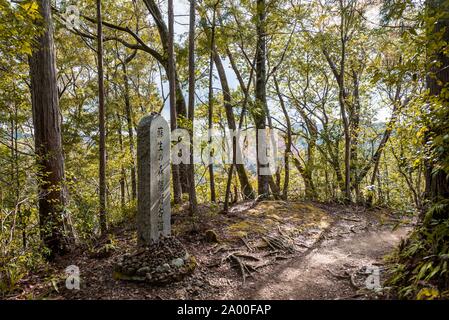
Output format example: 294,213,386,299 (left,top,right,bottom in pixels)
224,201,332,241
